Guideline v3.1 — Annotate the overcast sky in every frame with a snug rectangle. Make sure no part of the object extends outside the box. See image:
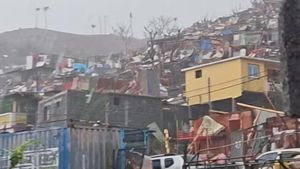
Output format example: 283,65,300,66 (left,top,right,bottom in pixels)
0,0,251,38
